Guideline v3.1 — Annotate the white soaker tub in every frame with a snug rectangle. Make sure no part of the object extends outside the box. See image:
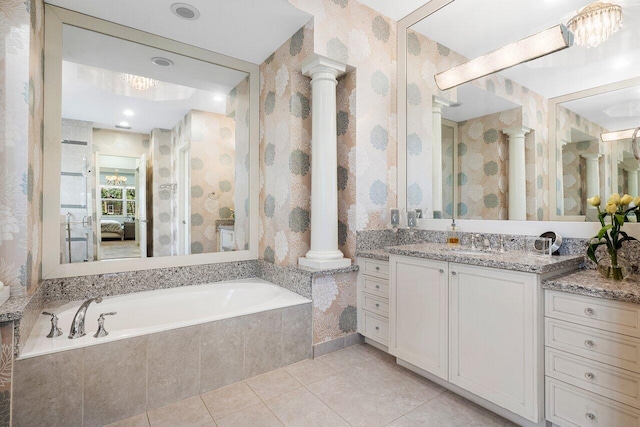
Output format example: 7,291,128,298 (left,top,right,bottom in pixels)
20,278,311,359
